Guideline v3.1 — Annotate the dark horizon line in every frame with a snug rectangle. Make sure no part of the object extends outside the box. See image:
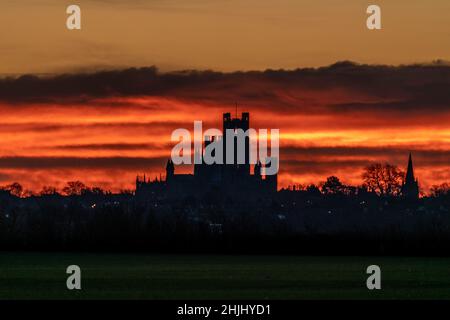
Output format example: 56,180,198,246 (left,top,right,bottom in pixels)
2,59,450,79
